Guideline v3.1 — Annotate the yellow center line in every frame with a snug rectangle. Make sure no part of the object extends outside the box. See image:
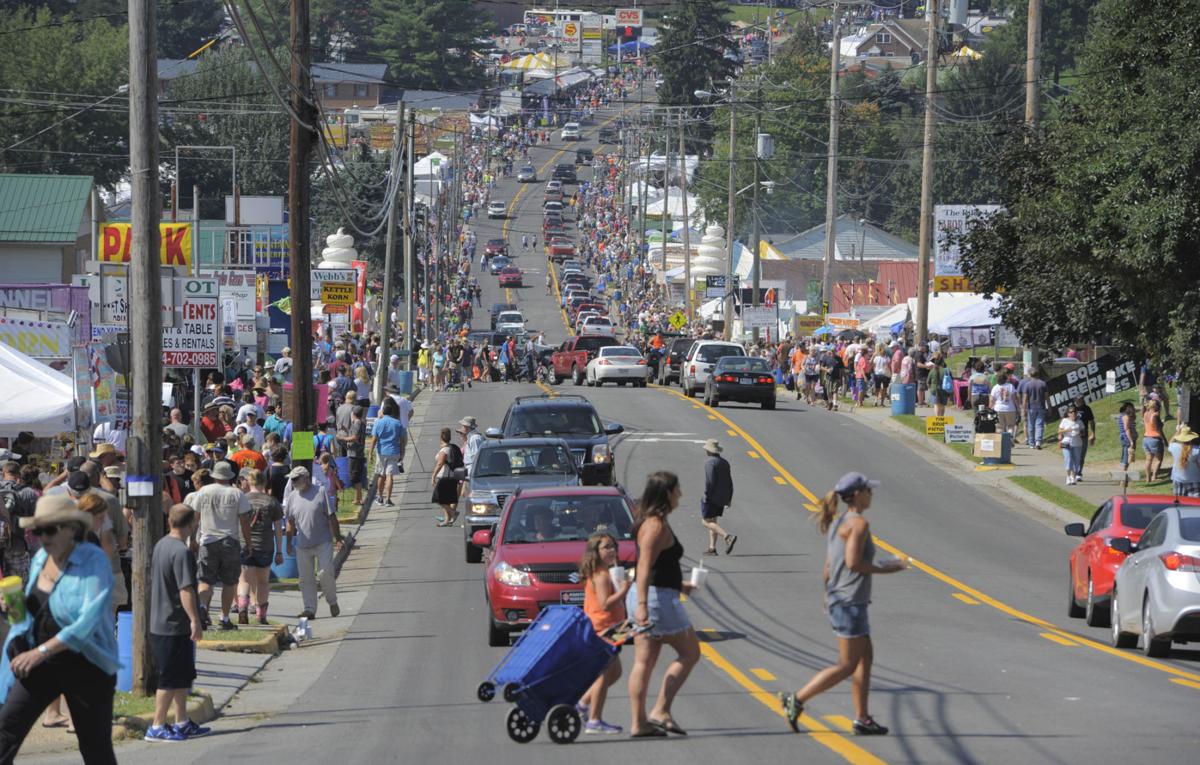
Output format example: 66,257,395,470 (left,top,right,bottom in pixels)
654,385,1200,686
1039,632,1080,647
750,668,777,682
823,715,855,733
1170,678,1200,691
773,476,787,485
951,593,980,605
